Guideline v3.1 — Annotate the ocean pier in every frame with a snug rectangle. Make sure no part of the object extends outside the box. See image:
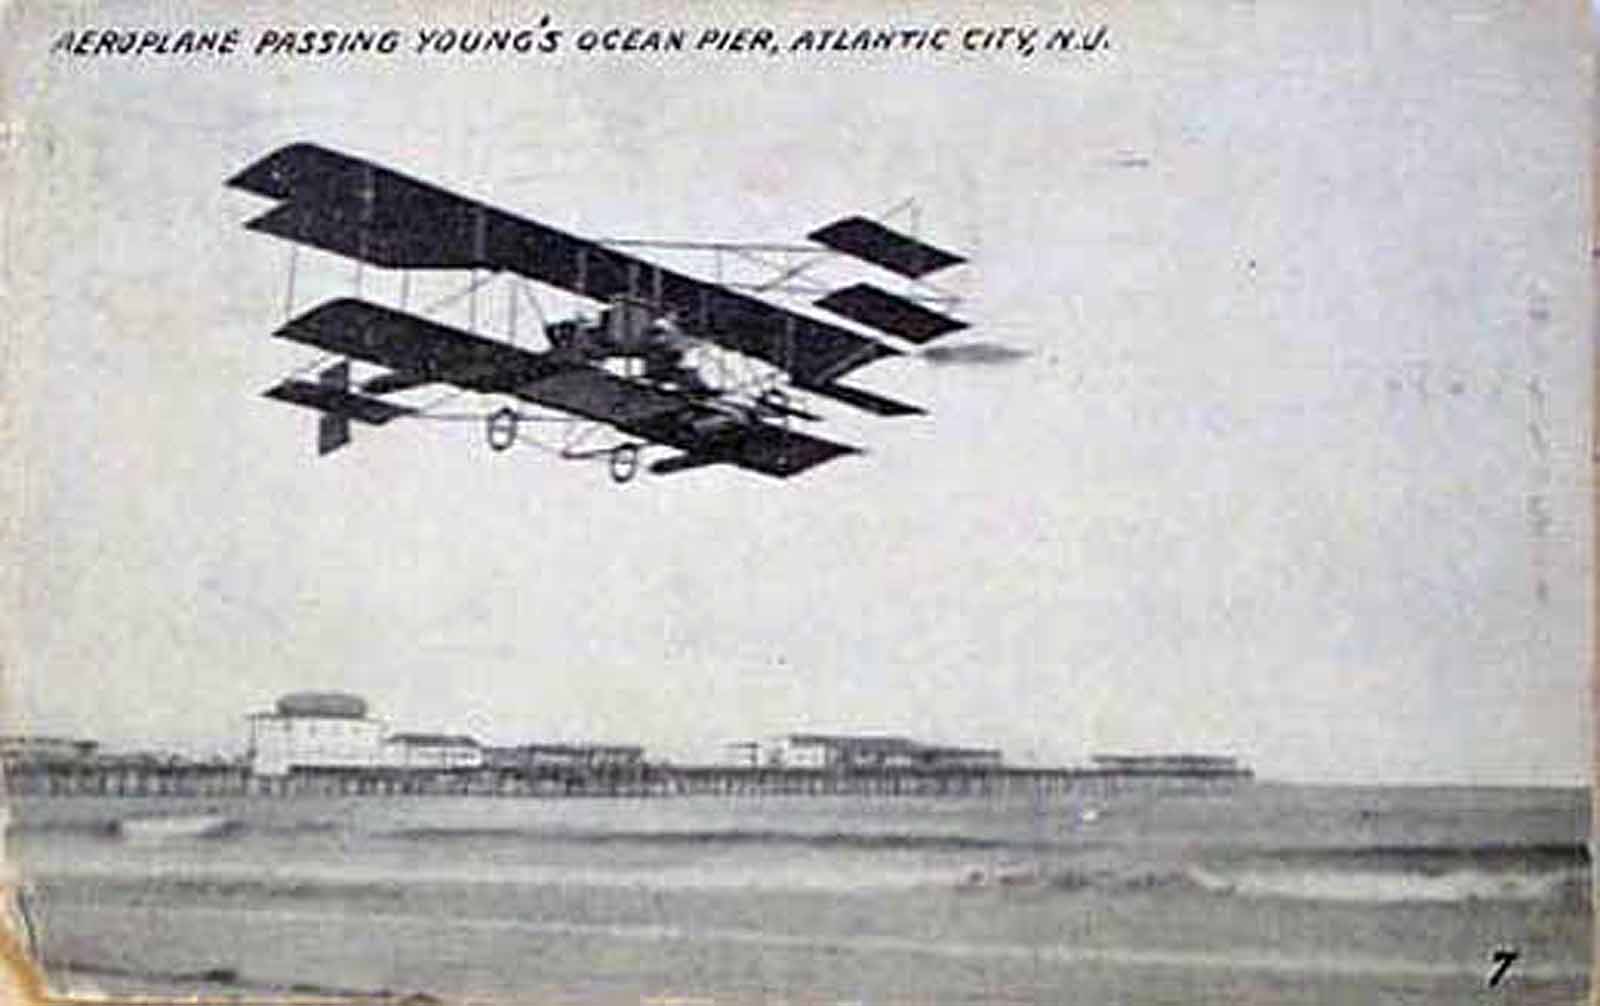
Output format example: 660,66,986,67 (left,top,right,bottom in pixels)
2,757,1250,800
1,693,1252,800
661,763,1248,797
